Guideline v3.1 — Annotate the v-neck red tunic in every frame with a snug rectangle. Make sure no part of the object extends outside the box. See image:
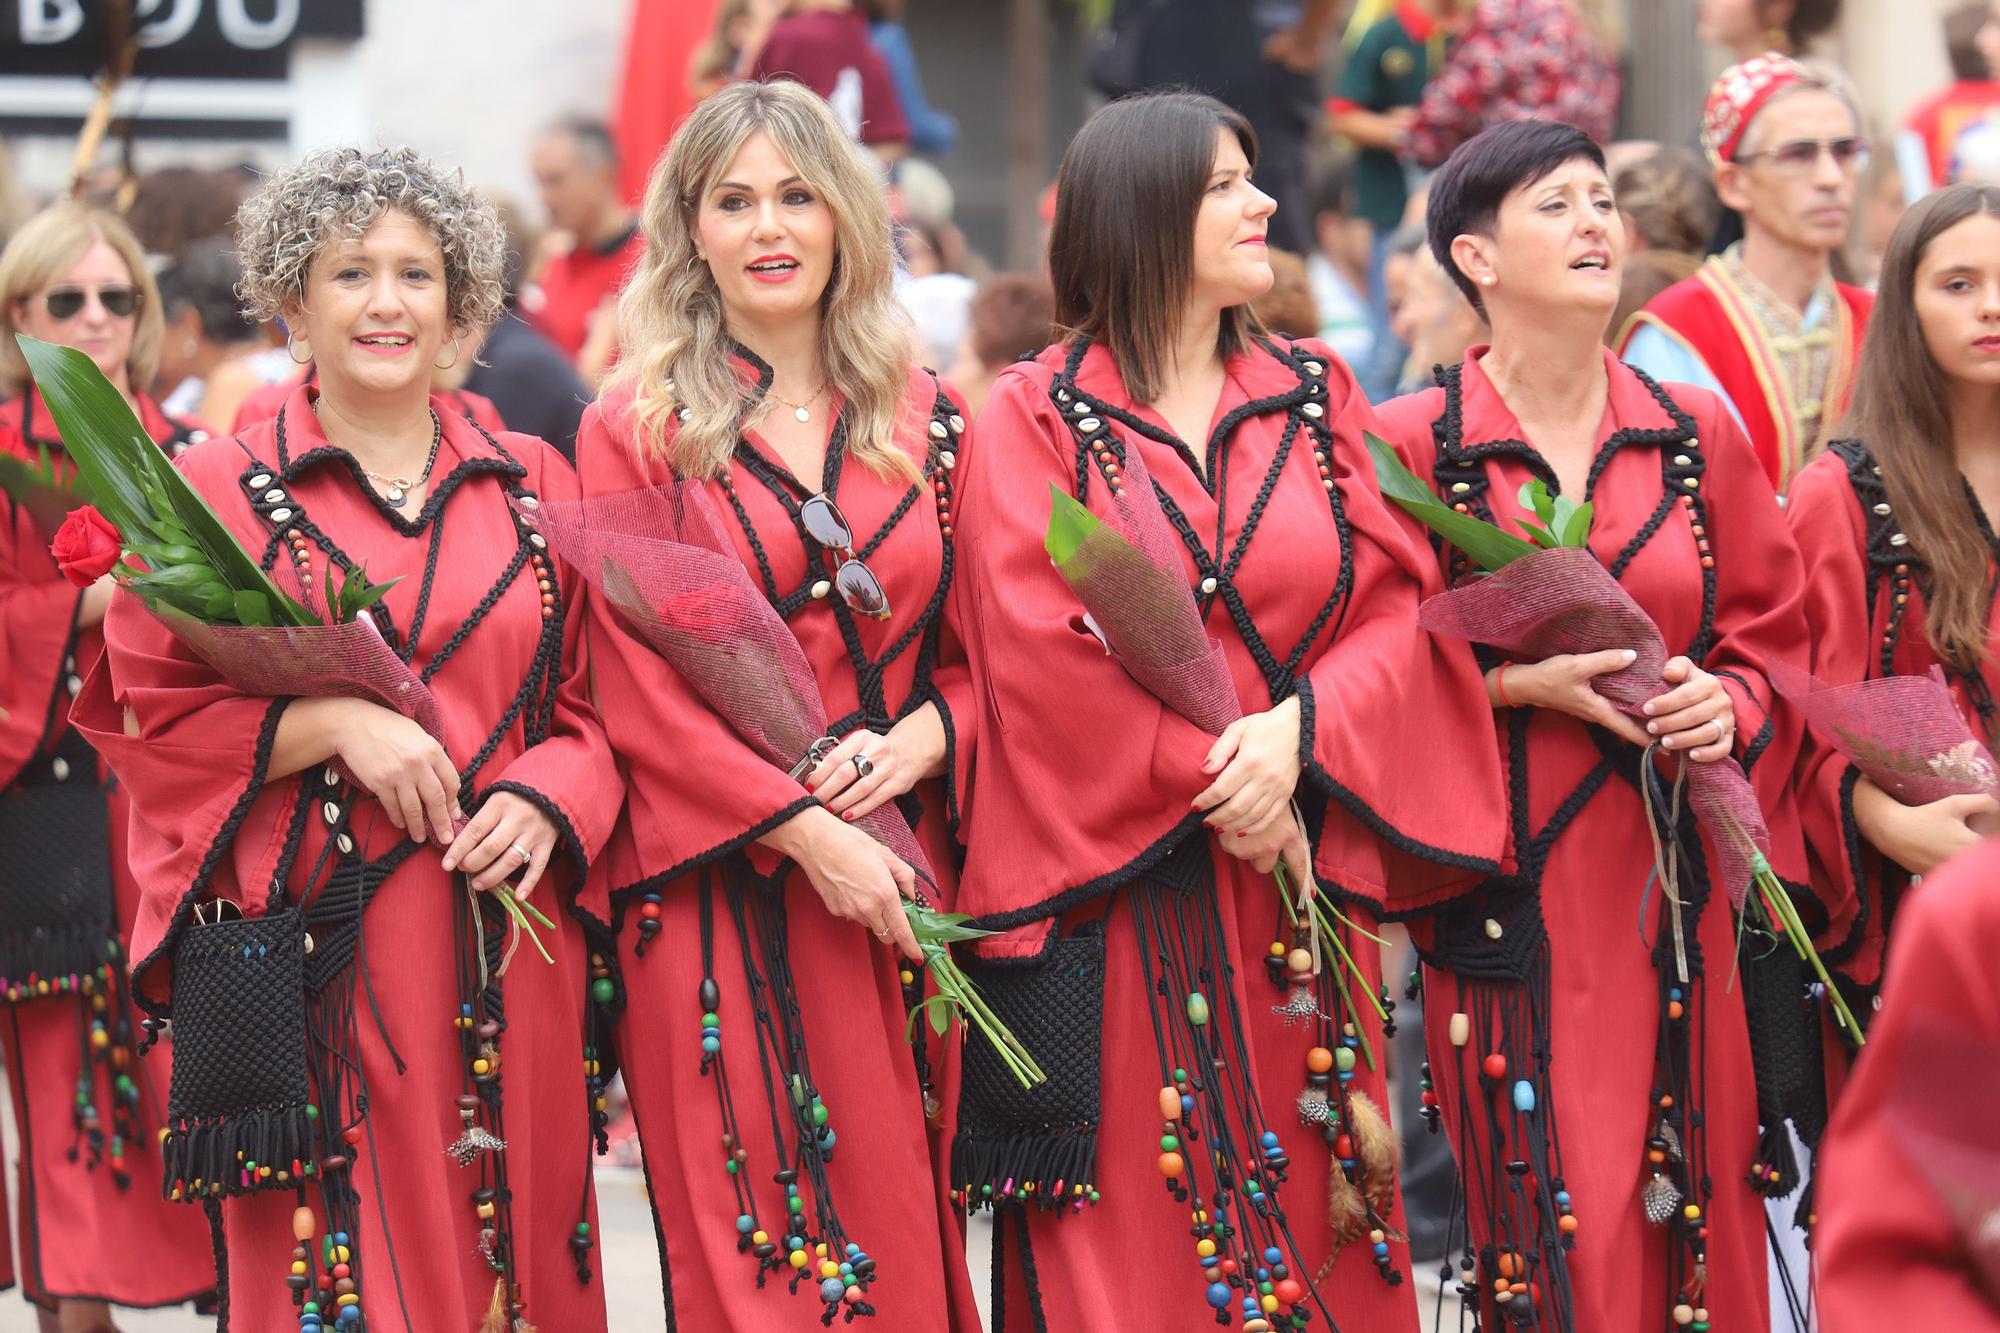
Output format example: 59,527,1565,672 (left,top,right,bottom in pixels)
948,336,1505,1330
1788,441,2000,1038
72,388,620,1331
1378,349,1815,1332
575,362,981,1330
0,388,215,1311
